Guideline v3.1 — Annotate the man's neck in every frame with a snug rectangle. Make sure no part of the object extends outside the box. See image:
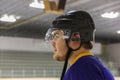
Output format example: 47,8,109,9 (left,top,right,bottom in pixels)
68,47,90,65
